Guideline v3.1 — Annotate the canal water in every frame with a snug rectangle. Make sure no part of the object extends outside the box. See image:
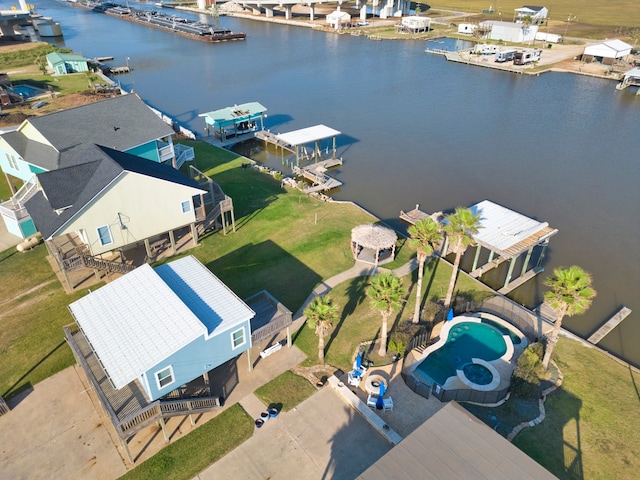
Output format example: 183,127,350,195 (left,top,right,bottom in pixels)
32,1,640,367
